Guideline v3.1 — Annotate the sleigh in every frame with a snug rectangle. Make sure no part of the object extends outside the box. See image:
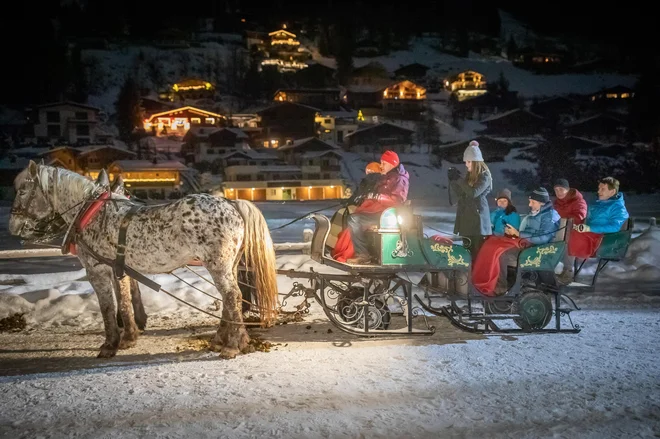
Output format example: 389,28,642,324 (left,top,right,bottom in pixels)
278,204,585,337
